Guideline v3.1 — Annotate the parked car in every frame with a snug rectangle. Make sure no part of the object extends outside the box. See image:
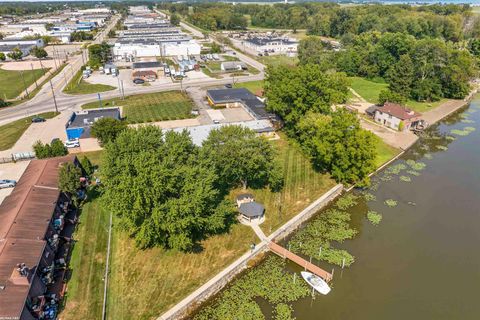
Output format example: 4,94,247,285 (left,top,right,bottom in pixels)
31,116,45,123
0,179,16,189
133,78,145,84
64,139,80,148
225,84,233,89
213,120,220,124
